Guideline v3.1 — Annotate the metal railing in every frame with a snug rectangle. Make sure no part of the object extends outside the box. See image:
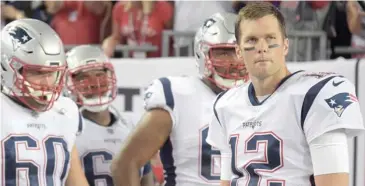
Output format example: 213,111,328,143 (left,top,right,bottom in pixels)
161,30,328,61
64,44,158,58
161,30,195,57
287,30,327,61
334,47,365,55
64,31,362,60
